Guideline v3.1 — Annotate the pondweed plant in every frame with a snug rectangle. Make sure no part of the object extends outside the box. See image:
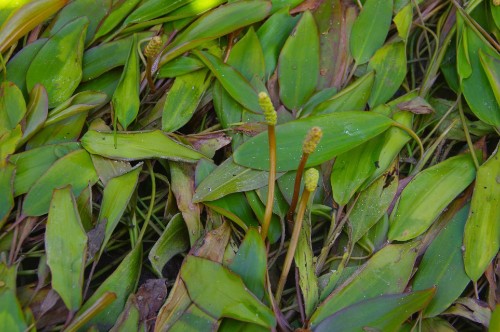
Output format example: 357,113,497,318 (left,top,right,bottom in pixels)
0,0,499,331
